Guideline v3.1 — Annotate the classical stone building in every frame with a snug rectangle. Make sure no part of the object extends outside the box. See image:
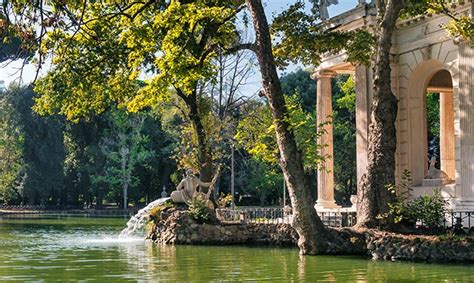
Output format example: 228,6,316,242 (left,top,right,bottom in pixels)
314,1,474,212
